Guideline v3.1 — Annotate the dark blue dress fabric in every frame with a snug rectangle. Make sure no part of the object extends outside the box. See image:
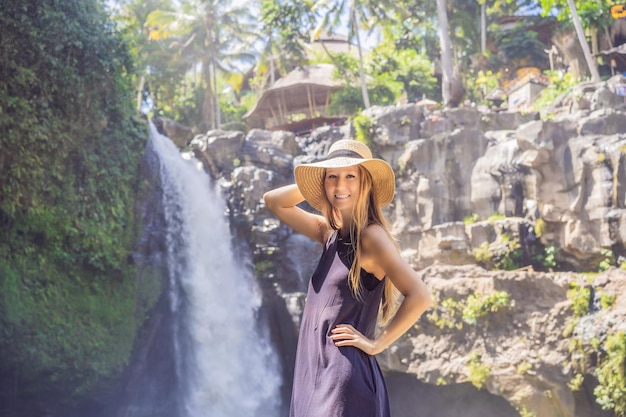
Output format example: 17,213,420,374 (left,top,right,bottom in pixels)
289,231,391,417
